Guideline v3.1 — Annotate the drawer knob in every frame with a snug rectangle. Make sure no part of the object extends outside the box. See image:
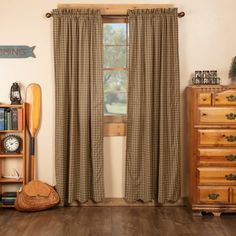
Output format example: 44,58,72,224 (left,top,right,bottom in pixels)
225,174,236,181
208,193,220,200
225,135,236,142
225,113,236,120
226,95,236,102
225,154,236,161
202,98,207,101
